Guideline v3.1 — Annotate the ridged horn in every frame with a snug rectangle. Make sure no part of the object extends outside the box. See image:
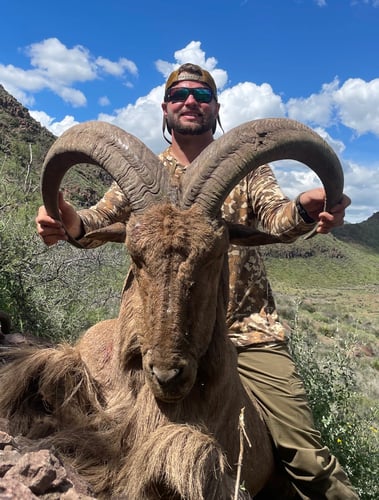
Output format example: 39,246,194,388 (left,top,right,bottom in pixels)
41,121,170,247
181,118,344,220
